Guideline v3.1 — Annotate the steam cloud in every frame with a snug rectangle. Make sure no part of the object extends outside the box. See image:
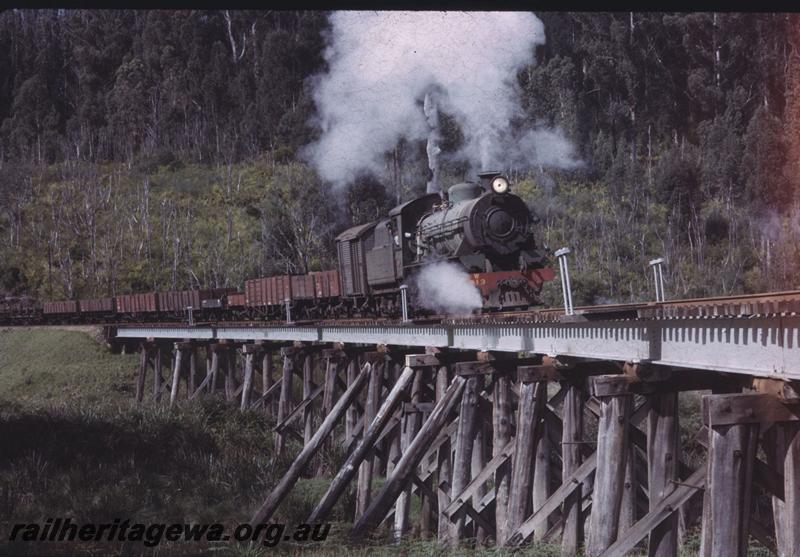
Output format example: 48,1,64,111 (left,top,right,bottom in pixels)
304,11,581,188
414,261,483,315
